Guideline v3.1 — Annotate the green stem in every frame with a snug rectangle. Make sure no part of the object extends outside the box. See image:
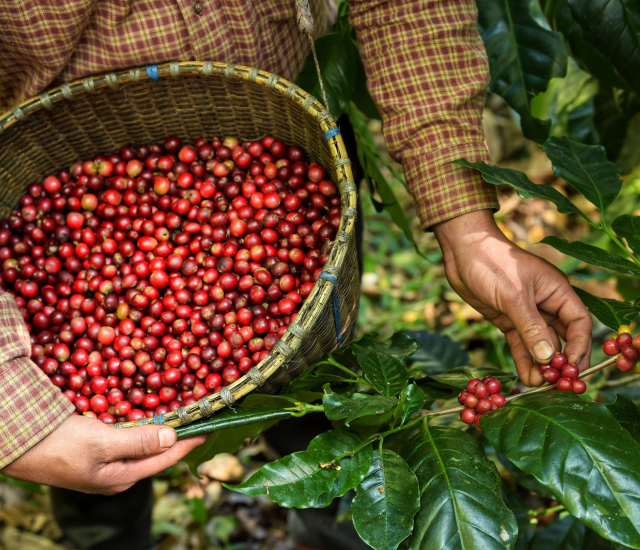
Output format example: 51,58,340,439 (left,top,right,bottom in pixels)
329,361,377,390
528,504,565,518
289,403,325,417
602,223,640,268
